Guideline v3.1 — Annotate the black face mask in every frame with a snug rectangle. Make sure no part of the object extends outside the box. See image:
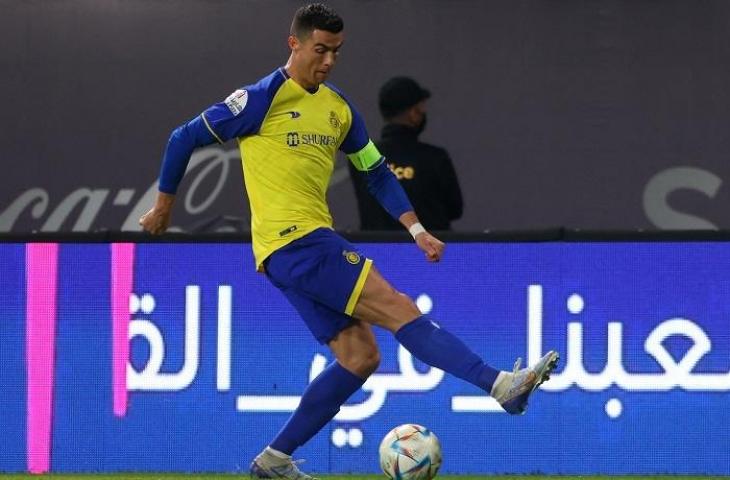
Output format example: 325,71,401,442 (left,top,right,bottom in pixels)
415,112,427,135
